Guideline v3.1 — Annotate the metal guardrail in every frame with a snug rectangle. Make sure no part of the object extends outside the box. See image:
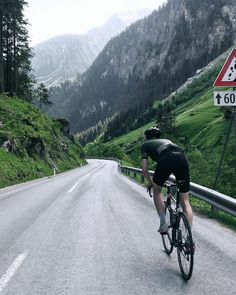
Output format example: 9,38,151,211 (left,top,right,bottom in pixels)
120,165,236,217
86,158,236,217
